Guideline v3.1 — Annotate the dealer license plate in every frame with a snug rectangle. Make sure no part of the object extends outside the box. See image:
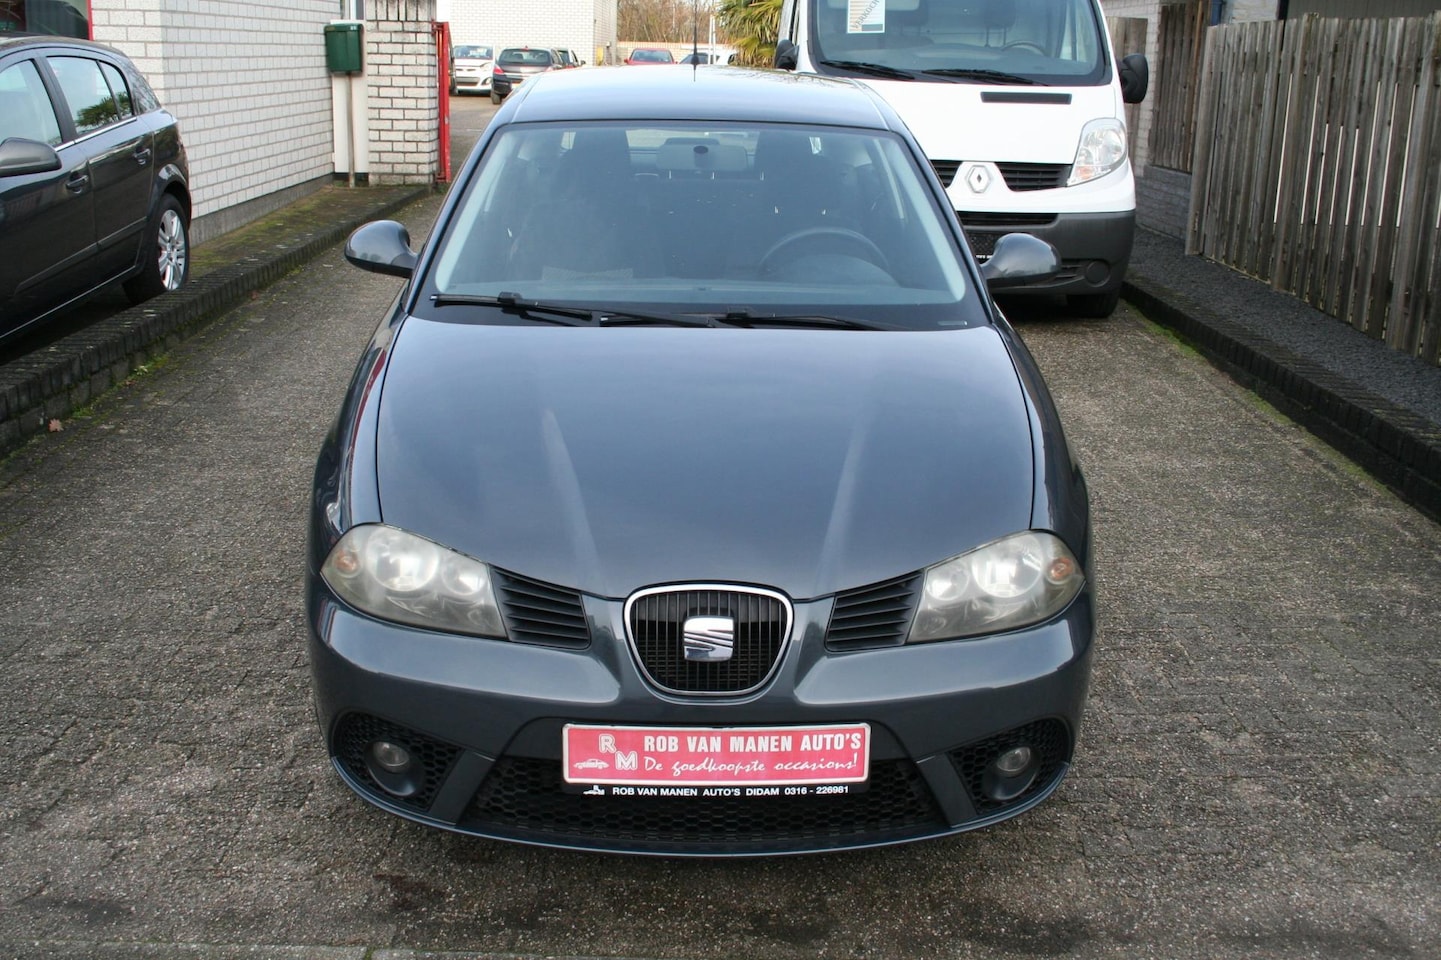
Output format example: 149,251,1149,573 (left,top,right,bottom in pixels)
562,723,870,796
